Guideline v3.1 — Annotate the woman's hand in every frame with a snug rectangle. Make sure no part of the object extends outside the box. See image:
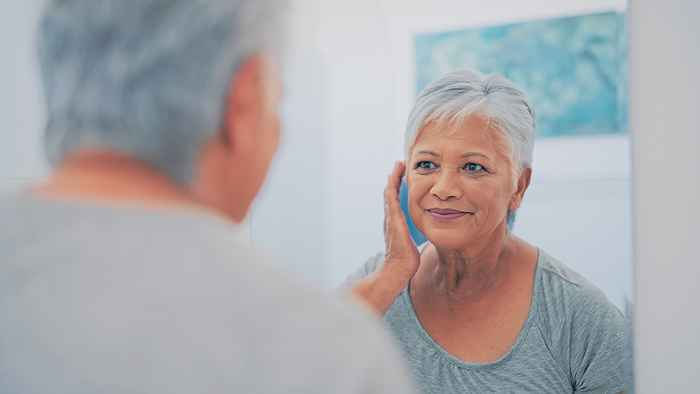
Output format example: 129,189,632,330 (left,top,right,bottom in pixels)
382,161,420,280
351,161,421,315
